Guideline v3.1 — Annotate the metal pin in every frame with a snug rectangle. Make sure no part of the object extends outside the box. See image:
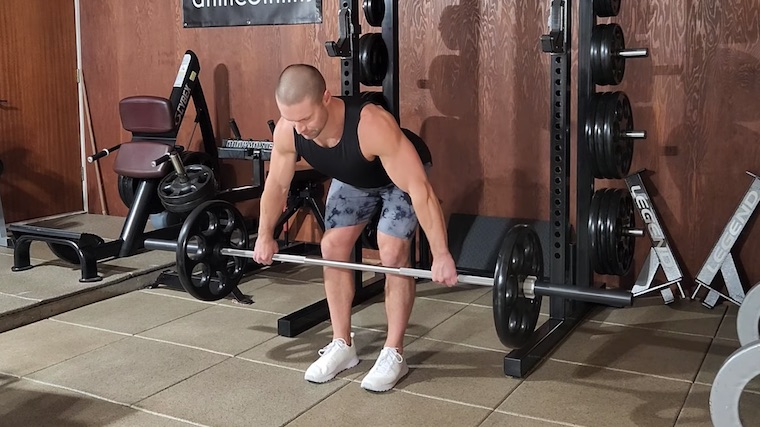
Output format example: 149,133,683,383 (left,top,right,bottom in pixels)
618,48,649,58
623,229,645,237
622,130,647,139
